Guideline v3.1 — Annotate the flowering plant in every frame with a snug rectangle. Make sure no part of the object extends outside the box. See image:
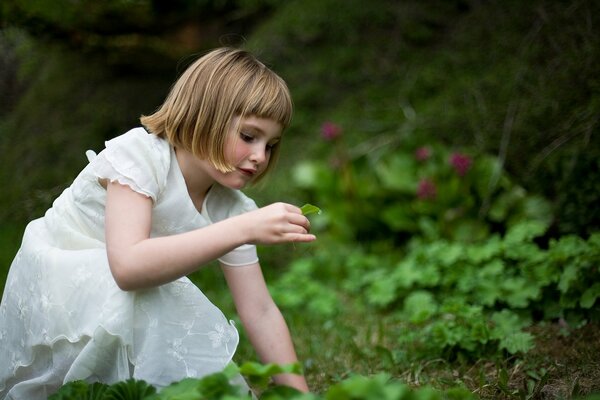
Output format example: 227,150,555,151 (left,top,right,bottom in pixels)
292,125,552,243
